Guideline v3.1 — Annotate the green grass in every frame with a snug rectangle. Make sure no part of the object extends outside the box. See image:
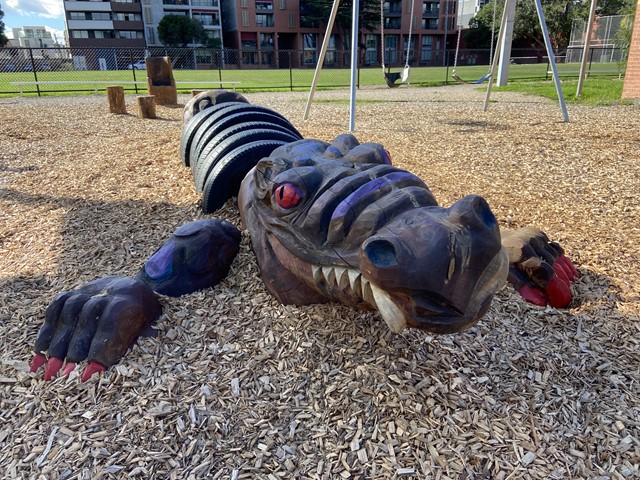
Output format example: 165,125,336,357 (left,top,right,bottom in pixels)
0,61,628,104
492,77,629,106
